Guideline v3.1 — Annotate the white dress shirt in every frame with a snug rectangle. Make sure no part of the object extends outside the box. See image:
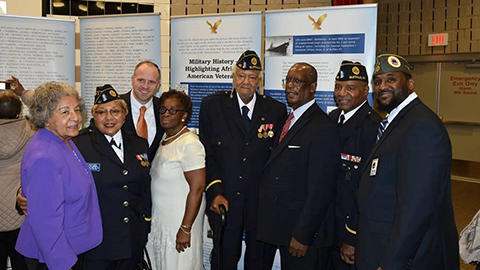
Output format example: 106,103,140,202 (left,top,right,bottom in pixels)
104,131,124,163
236,91,256,119
289,98,316,130
384,92,418,130
339,100,367,124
